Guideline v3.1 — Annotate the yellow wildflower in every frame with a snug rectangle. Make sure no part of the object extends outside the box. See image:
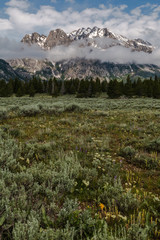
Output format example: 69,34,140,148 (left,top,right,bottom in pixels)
99,203,105,211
